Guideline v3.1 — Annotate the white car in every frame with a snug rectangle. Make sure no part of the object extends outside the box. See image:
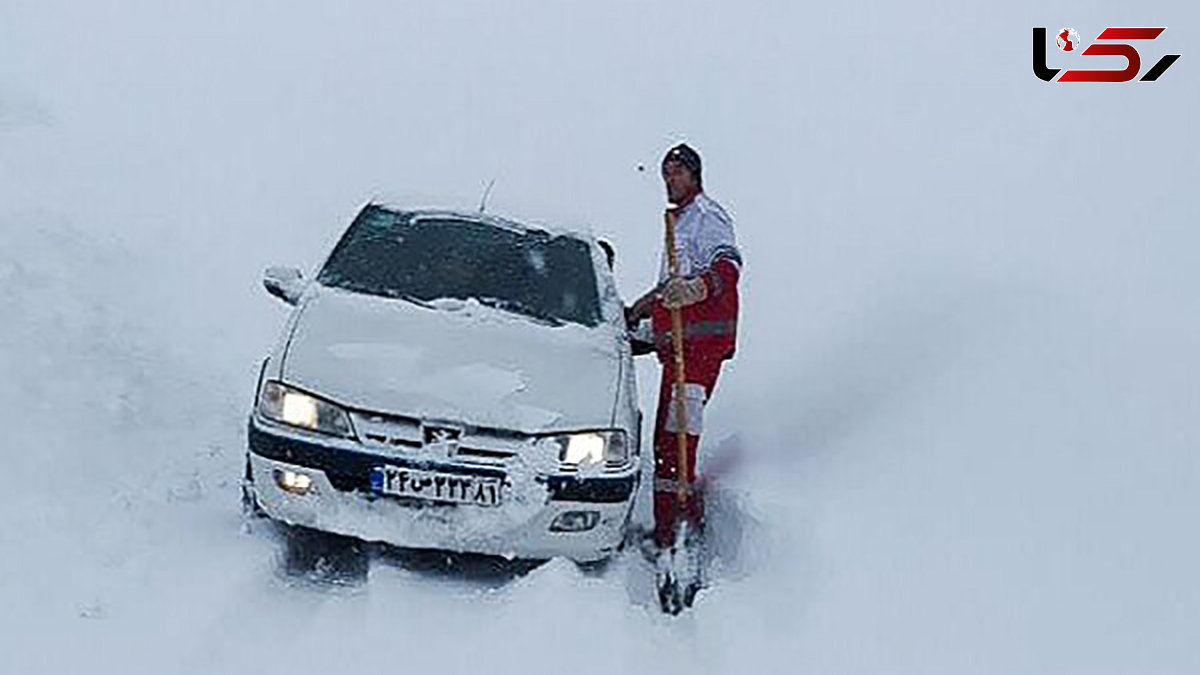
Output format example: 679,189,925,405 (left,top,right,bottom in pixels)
243,204,642,563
